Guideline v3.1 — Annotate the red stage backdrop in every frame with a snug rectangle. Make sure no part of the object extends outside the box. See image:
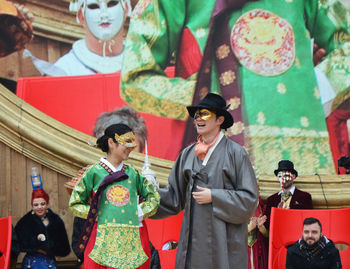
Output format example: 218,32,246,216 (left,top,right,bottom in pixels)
16,67,185,161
